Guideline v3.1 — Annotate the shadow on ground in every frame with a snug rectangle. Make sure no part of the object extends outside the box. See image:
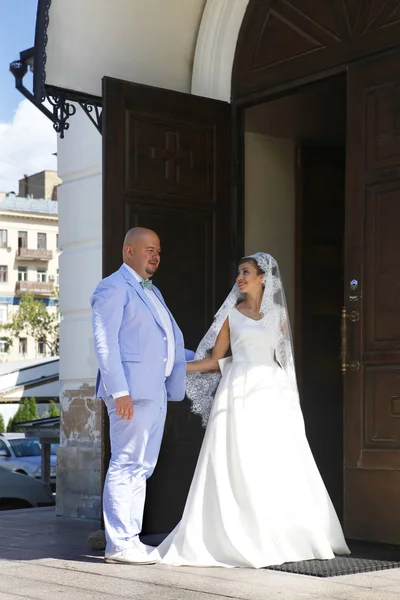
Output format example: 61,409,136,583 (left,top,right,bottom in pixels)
0,507,104,563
